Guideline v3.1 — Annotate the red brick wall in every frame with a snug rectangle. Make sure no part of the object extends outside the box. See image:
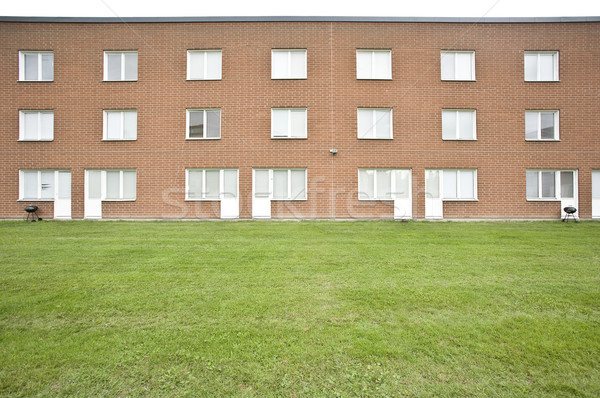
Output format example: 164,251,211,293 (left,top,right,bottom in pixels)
1,21,598,219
